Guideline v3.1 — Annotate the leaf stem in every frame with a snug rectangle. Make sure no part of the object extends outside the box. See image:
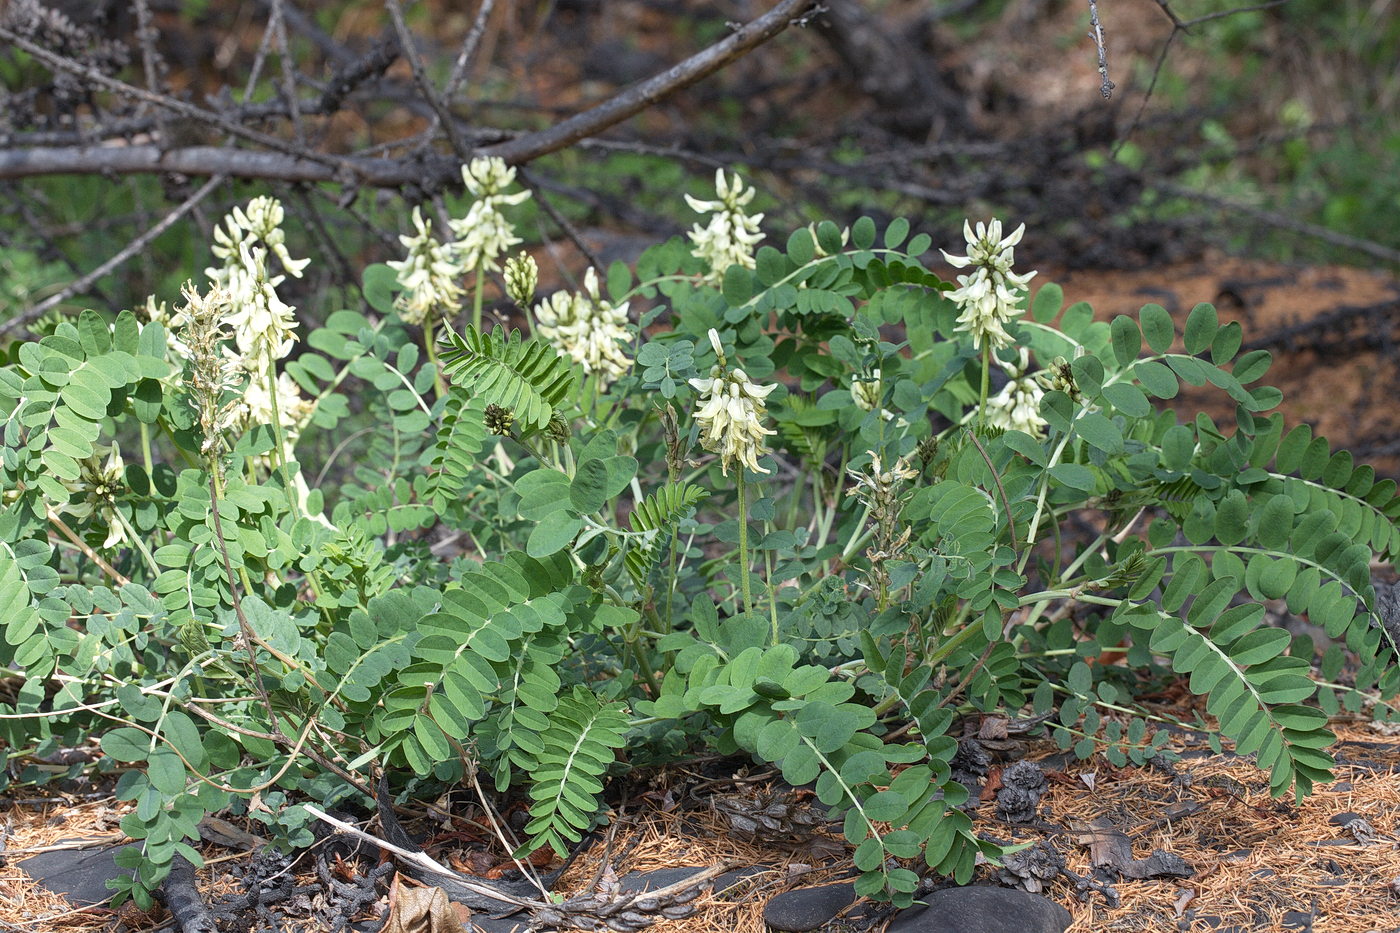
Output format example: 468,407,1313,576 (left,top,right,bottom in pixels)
424,316,447,399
